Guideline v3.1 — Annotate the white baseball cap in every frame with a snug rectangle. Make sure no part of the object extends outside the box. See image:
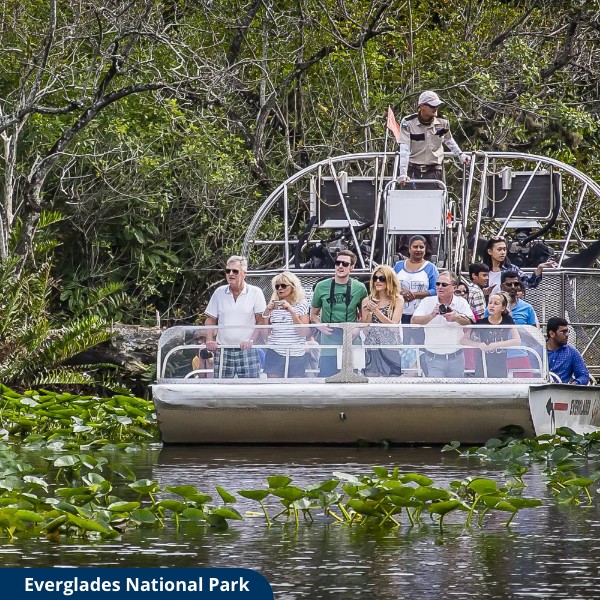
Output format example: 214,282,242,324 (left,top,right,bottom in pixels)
418,91,443,107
